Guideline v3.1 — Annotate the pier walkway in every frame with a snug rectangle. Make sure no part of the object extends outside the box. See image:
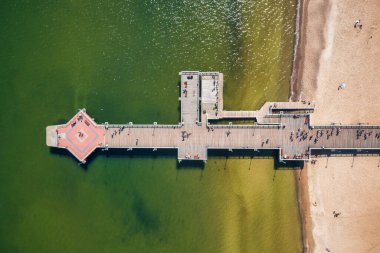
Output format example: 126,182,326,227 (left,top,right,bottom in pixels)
46,71,380,163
